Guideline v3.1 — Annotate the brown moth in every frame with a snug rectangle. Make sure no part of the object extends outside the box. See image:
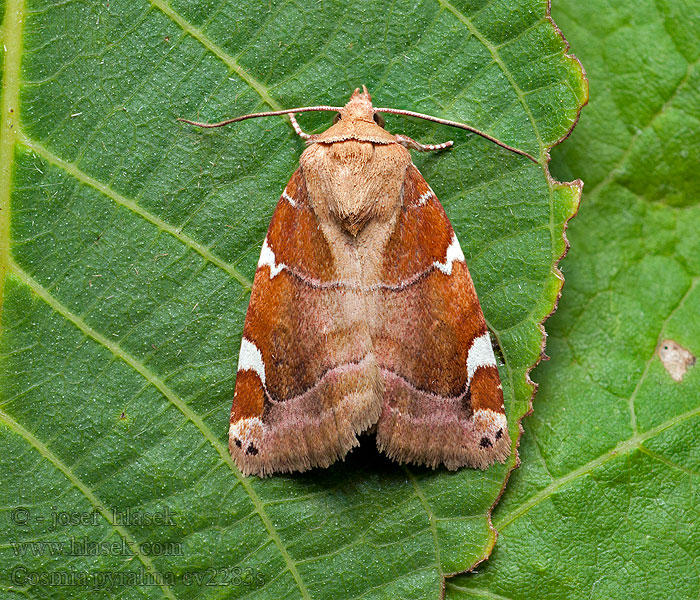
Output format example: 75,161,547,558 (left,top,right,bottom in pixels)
181,87,535,477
